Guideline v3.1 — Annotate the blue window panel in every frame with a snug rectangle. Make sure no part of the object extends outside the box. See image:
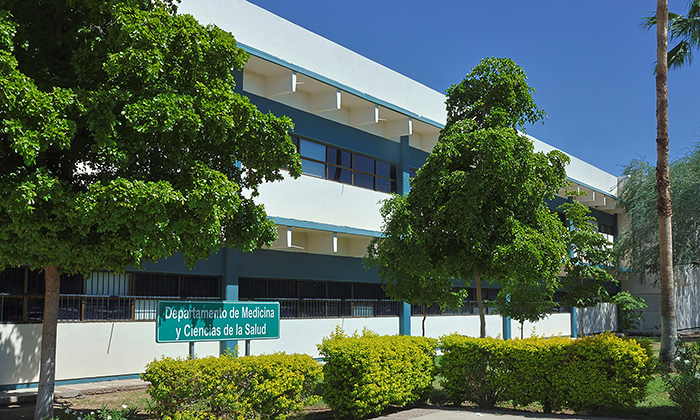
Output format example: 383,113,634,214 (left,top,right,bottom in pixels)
354,172,374,189
300,138,325,161
327,147,351,168
375,178,396,193
328,166,352,184
353,154,374,174
301,159,326,178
